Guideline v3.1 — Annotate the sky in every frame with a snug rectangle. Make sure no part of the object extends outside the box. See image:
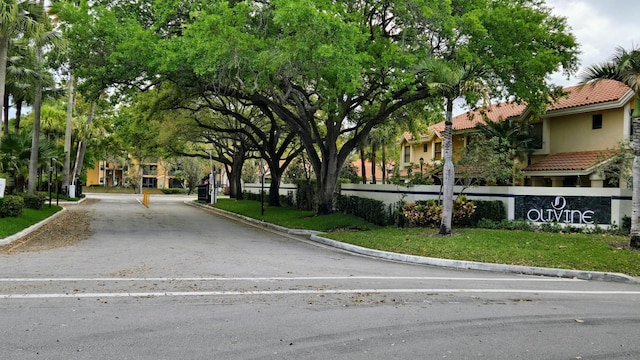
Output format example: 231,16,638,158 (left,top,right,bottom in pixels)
545,0,640,87
15,1,640,119
452,0,640,114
